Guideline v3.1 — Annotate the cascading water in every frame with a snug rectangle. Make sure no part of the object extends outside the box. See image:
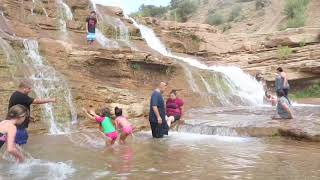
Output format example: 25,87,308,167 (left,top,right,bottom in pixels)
95,29,119,48
22,39,77,134
90,0,136,49
31,0,48,17
56,0,73,32
130,19,265,106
